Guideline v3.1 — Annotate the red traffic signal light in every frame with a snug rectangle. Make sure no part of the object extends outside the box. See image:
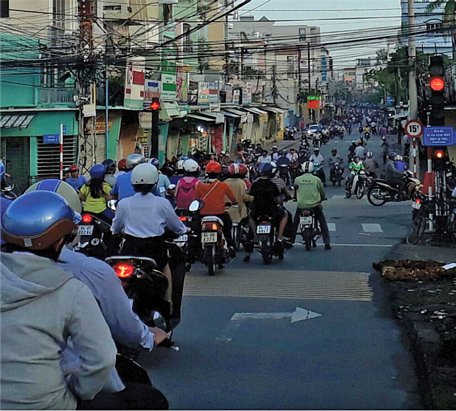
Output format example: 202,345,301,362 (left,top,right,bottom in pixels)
150,98,161,111
434,149,445,160
430,76,445,92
